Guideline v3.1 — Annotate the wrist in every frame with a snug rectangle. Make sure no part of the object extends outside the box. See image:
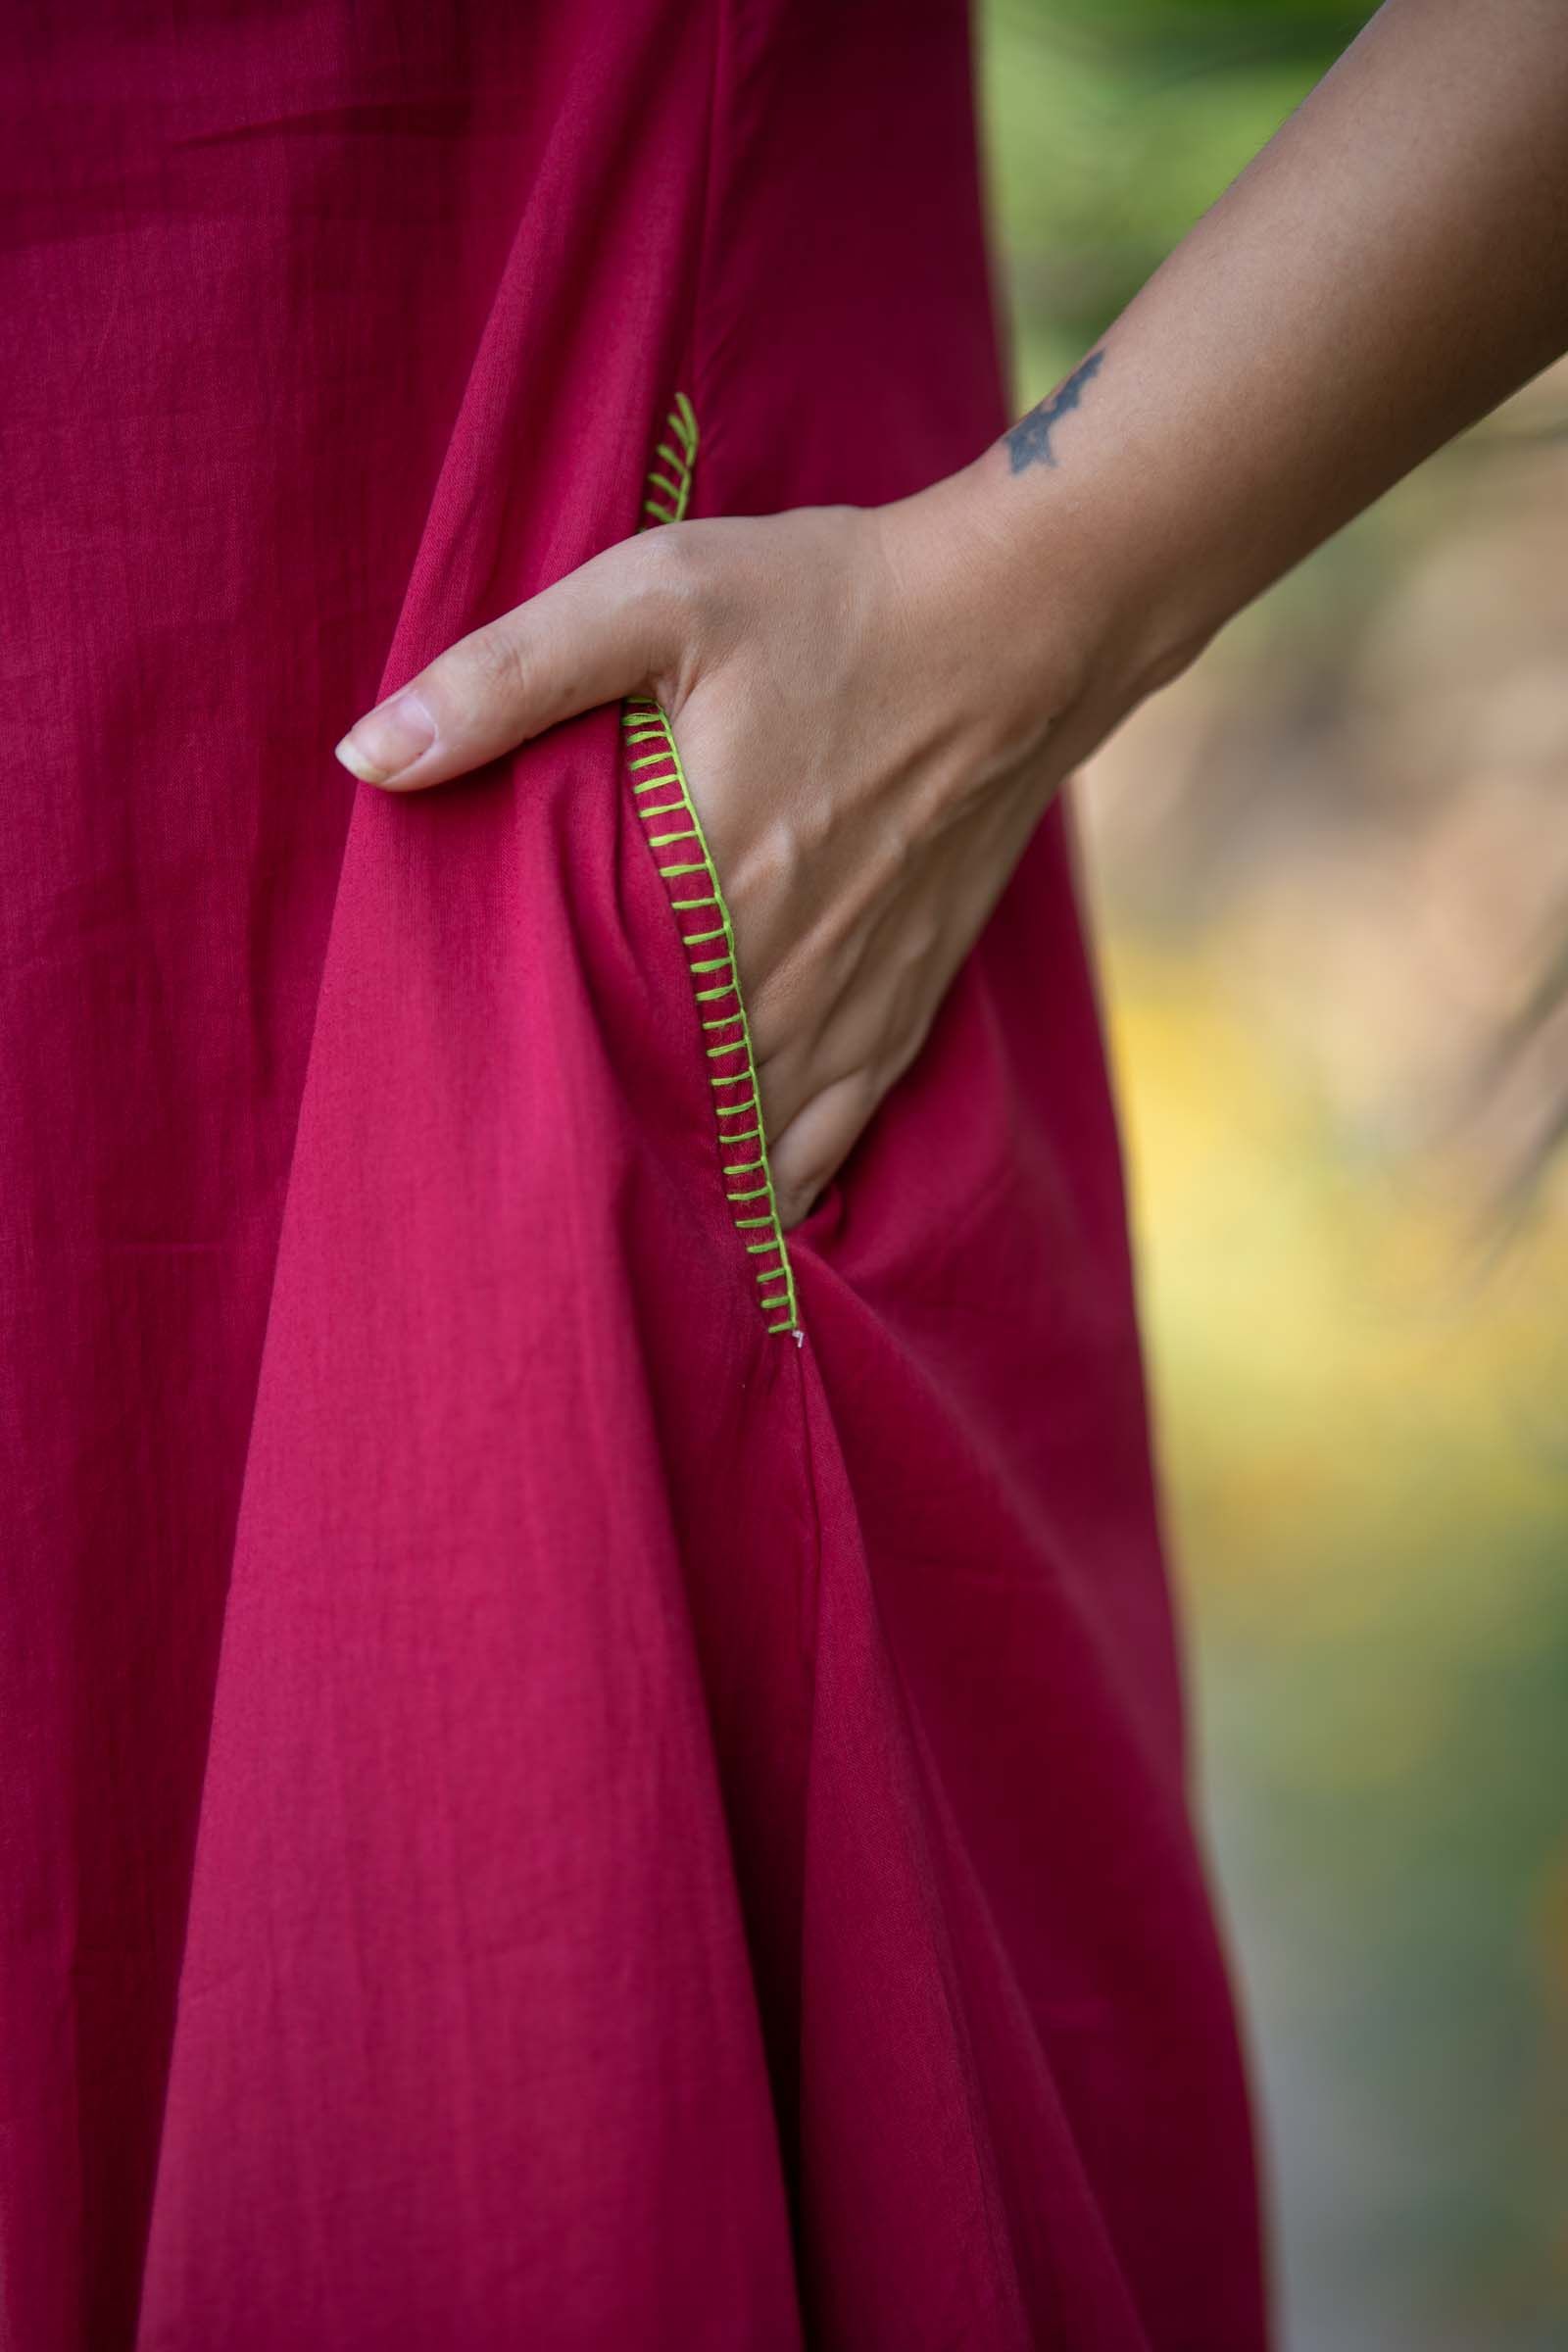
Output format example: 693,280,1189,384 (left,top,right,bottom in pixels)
934,442,1215,743
859,442,1218,844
